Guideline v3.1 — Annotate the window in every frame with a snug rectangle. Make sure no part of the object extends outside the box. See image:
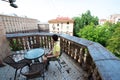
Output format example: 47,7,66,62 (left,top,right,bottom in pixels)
118,19,120,22
67,26,69,29
57,24,59,26
52,24,55,30
61,23,63,29
67,22,69,24
66,31,69,34
53,27,55,30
